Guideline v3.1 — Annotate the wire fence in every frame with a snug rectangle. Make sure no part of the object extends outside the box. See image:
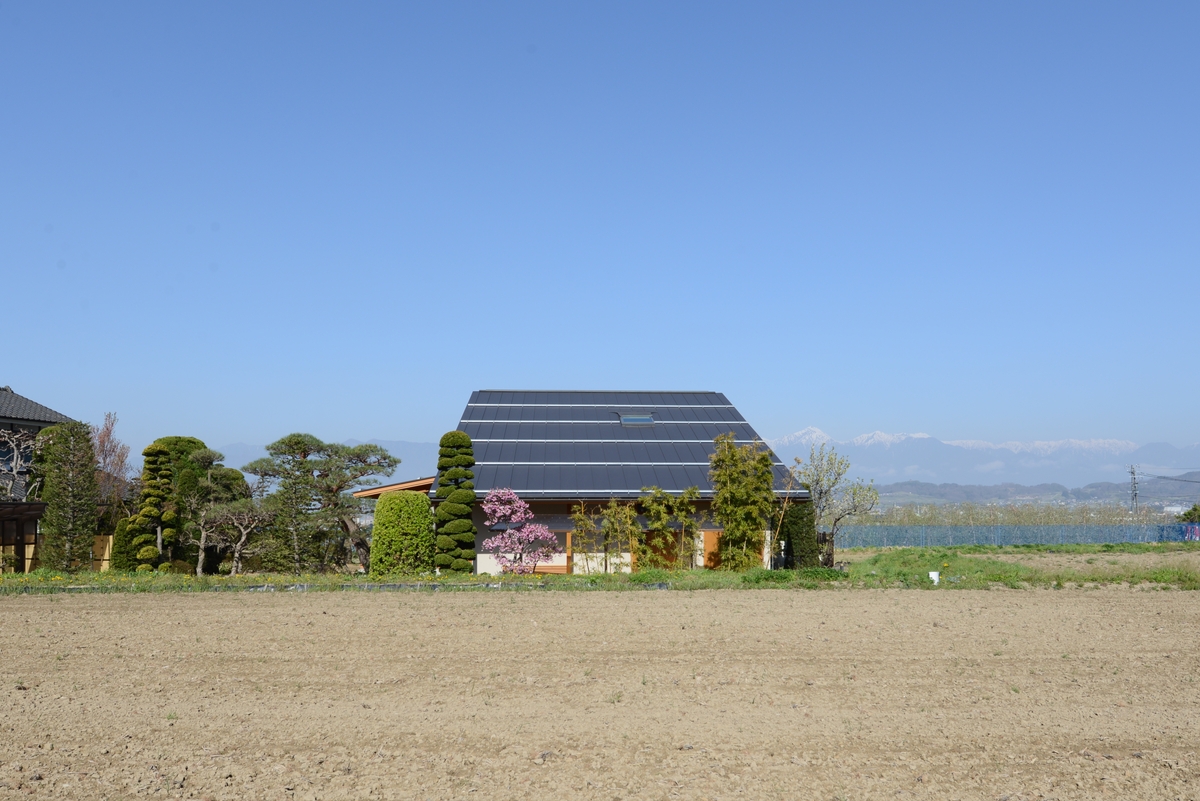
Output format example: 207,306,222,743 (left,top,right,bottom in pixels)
839,523,1199,549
